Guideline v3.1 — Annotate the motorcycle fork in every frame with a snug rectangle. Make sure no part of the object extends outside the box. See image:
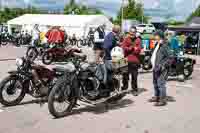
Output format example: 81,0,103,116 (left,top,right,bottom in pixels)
6,79,18,95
